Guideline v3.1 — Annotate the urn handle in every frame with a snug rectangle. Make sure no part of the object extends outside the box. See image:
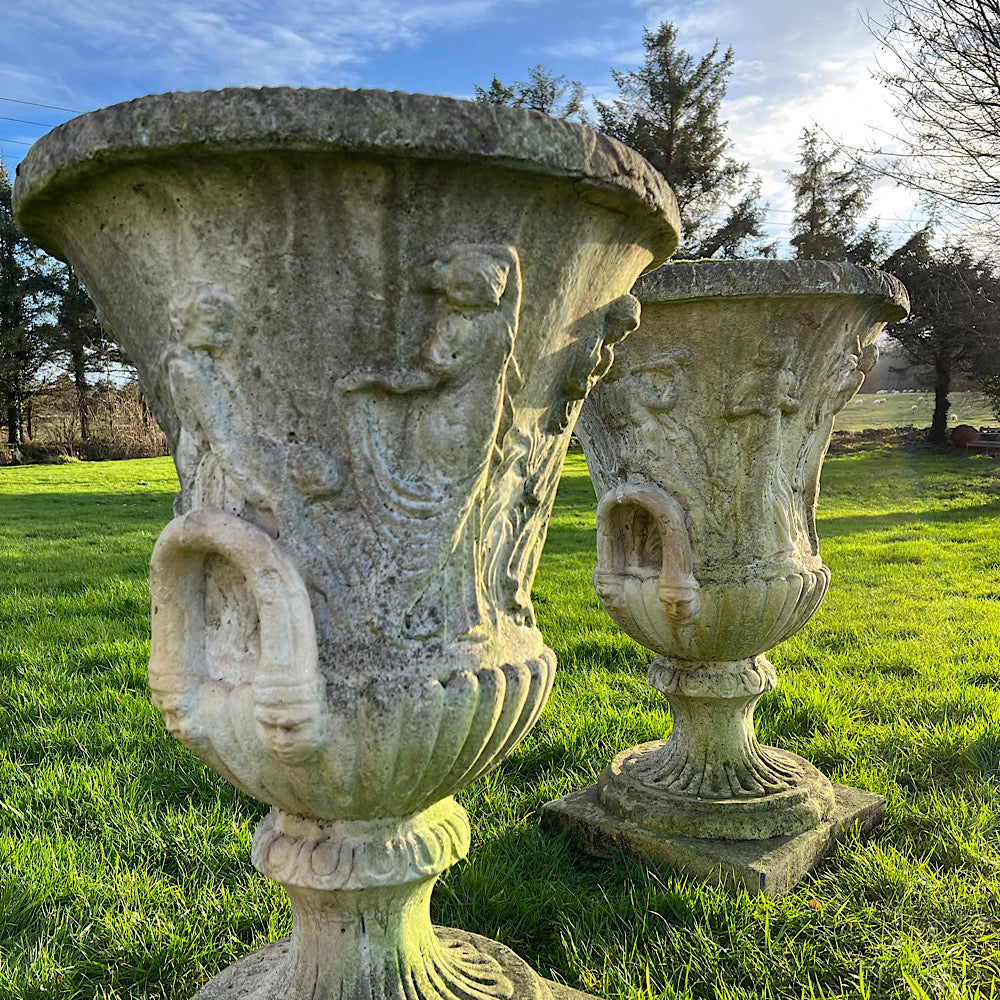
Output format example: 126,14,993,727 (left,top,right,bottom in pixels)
594,482,700,625
148,509,325,766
